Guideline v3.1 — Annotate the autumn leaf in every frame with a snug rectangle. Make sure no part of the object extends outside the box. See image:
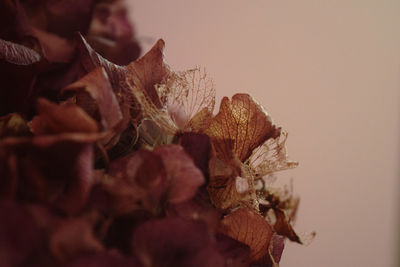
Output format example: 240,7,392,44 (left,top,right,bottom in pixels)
219,208,273,261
